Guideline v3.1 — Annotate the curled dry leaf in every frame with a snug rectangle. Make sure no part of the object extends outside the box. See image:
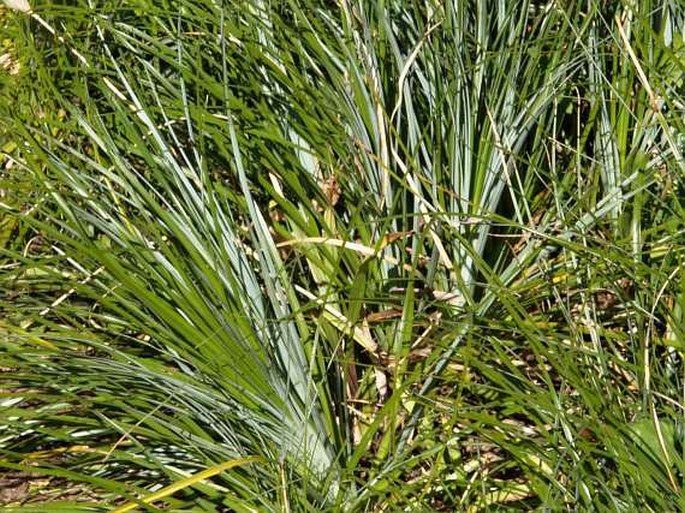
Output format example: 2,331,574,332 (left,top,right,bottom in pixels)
0,53,20,75
321,175,340,206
